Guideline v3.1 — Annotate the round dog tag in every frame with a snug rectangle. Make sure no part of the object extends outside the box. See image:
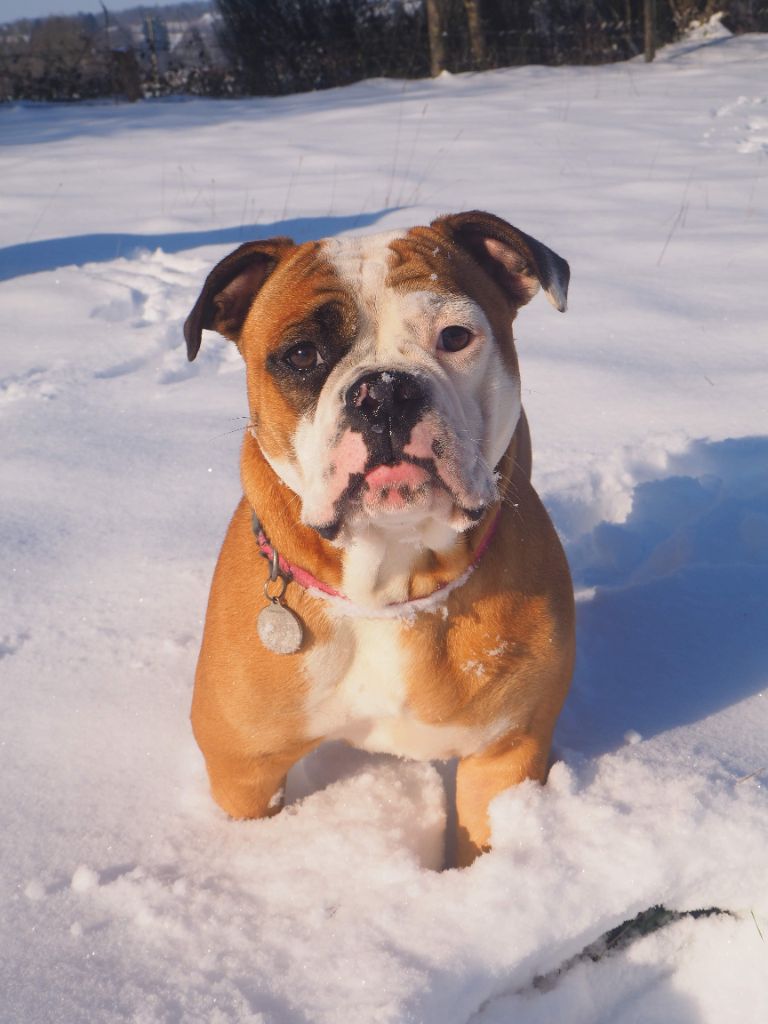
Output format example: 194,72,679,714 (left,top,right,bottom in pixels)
257,601,303,655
